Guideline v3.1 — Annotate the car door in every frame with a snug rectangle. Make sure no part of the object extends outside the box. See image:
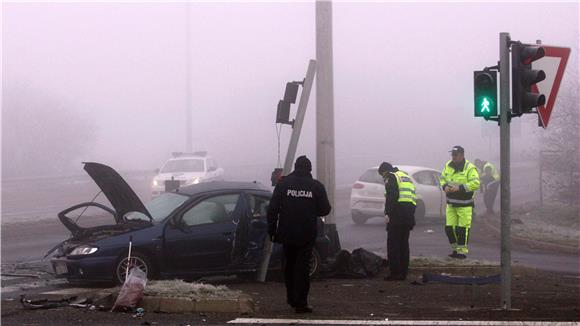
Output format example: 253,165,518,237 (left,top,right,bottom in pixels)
412,170,442,217
241,193,271,266
163,192,242,272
